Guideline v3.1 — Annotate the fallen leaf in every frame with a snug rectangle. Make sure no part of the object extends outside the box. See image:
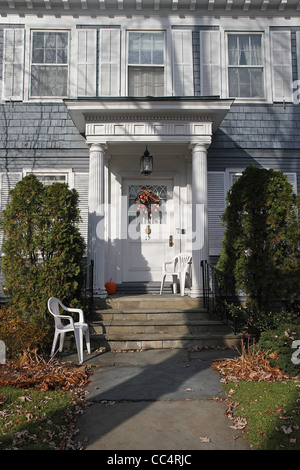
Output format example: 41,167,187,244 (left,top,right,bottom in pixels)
199,437,211,443
230,417,247,430
18,396,32,402
0,395,7,405
281,425,293,435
